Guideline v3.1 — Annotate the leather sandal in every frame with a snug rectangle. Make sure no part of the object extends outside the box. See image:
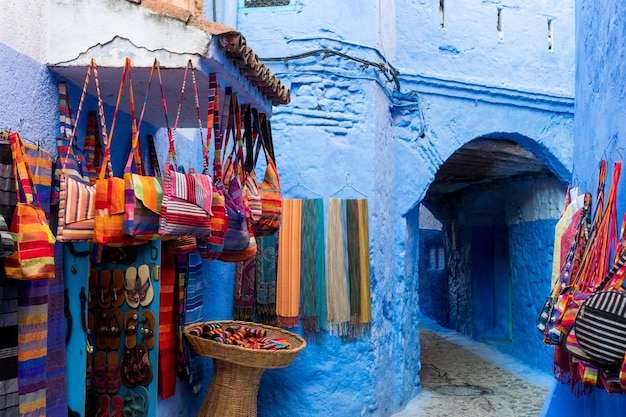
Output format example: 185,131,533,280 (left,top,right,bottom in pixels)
106,350,121,394
134,343,153,386
124,309,138,349
140,310,155,350
110,269,125,308
96,309,110,351
108,308,123,350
